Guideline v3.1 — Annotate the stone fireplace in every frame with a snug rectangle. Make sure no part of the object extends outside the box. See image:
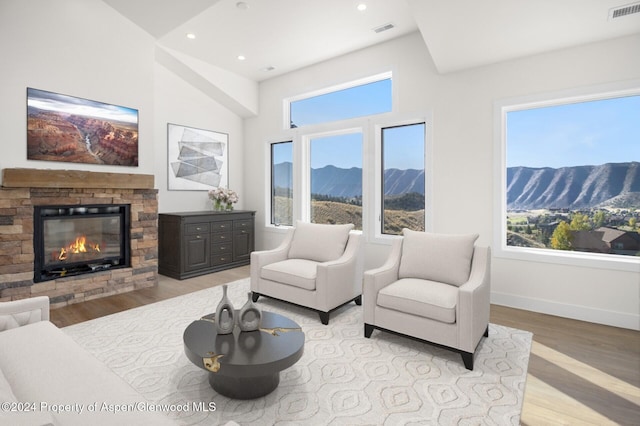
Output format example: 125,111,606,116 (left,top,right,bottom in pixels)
0,168,158,308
